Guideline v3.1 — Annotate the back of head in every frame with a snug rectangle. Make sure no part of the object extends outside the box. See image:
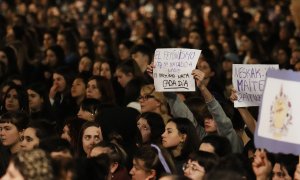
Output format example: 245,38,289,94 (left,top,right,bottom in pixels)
91,141,128,166
200,135,232,157
12,149,53,180
73,154,111,180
